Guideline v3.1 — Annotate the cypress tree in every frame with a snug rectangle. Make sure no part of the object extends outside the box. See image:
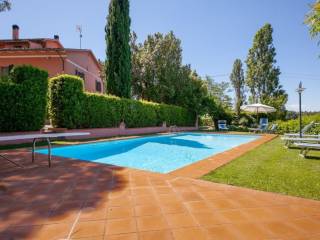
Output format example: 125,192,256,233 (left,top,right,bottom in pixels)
230,59,245,119
105,0,131,98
